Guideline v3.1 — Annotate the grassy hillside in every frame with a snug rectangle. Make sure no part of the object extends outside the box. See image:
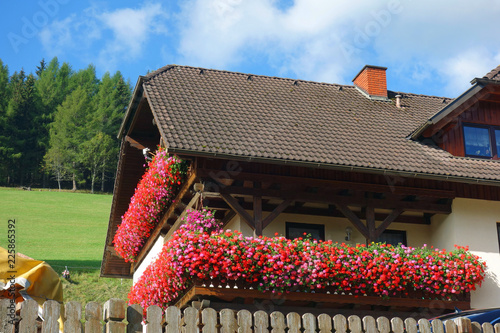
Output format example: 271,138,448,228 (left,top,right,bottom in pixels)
0,187,132,305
